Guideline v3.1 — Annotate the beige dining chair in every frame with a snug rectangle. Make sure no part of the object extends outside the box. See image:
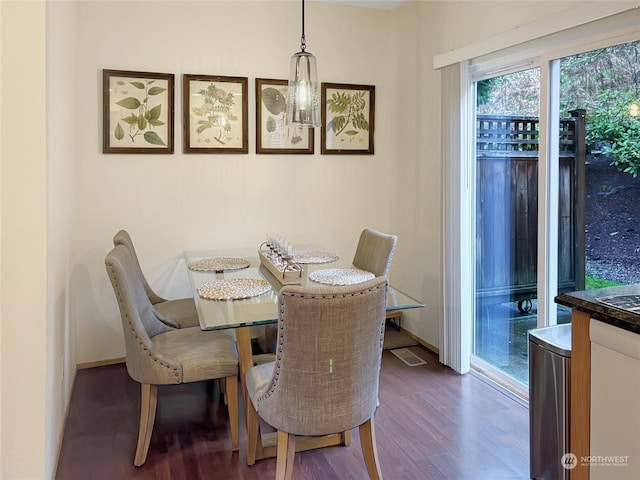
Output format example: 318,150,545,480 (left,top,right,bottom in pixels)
352,228,398,277
105,244,239,466
257,228,397,360
113,229,200,328
245,277,389,480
